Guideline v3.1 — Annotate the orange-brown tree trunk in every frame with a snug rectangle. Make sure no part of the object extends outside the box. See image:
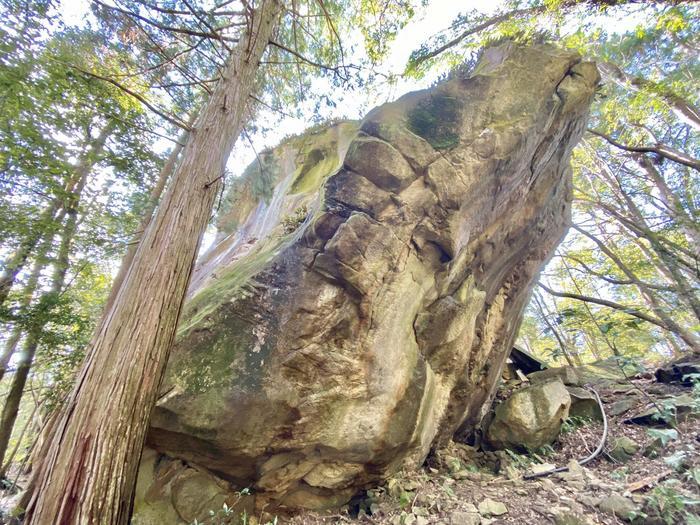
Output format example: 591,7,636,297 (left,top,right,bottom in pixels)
24,2,281,523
